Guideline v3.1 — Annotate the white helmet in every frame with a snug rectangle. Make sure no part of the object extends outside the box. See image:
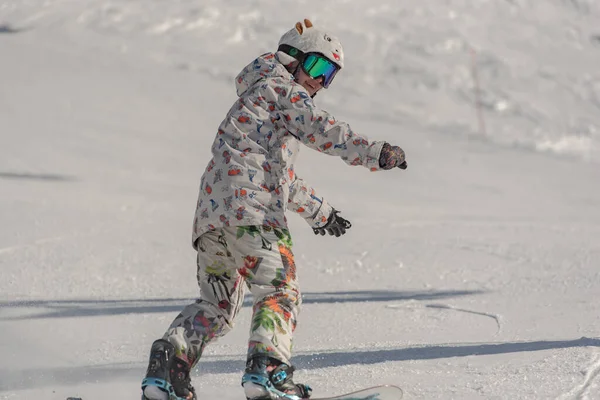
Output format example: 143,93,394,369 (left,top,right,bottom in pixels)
277,19,344,69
